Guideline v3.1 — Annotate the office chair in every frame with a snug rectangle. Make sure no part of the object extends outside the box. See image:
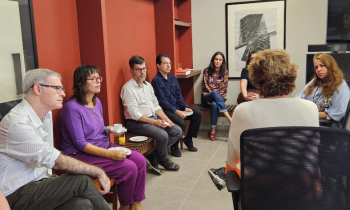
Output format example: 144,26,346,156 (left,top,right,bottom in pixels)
227,126,350,210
